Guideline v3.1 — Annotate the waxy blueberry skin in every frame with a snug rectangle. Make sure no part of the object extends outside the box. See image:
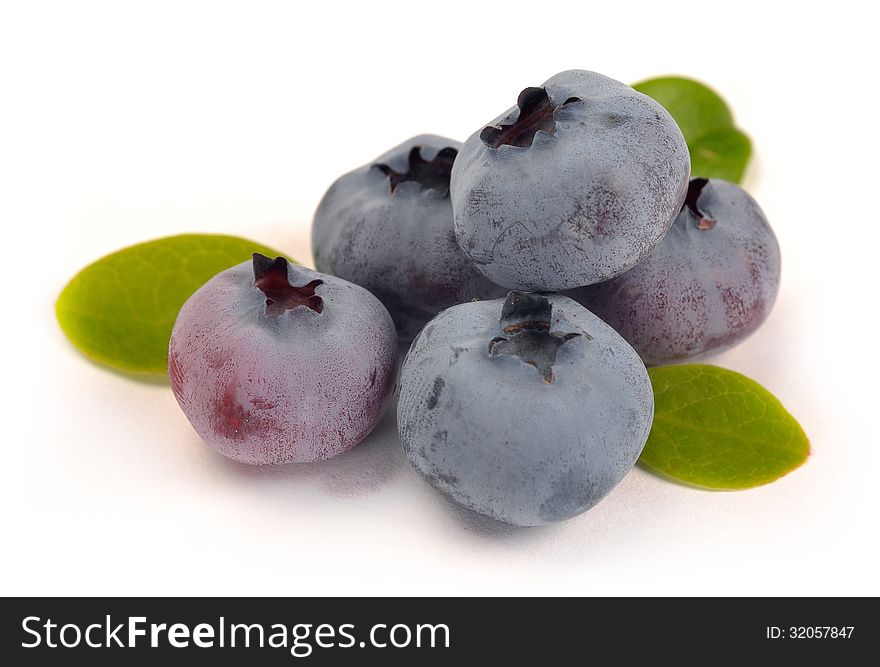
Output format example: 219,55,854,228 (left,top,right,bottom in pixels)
169,256,398,464
397,293,654,526
313,135,506,341
451,70,690,291
569,178,781,366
